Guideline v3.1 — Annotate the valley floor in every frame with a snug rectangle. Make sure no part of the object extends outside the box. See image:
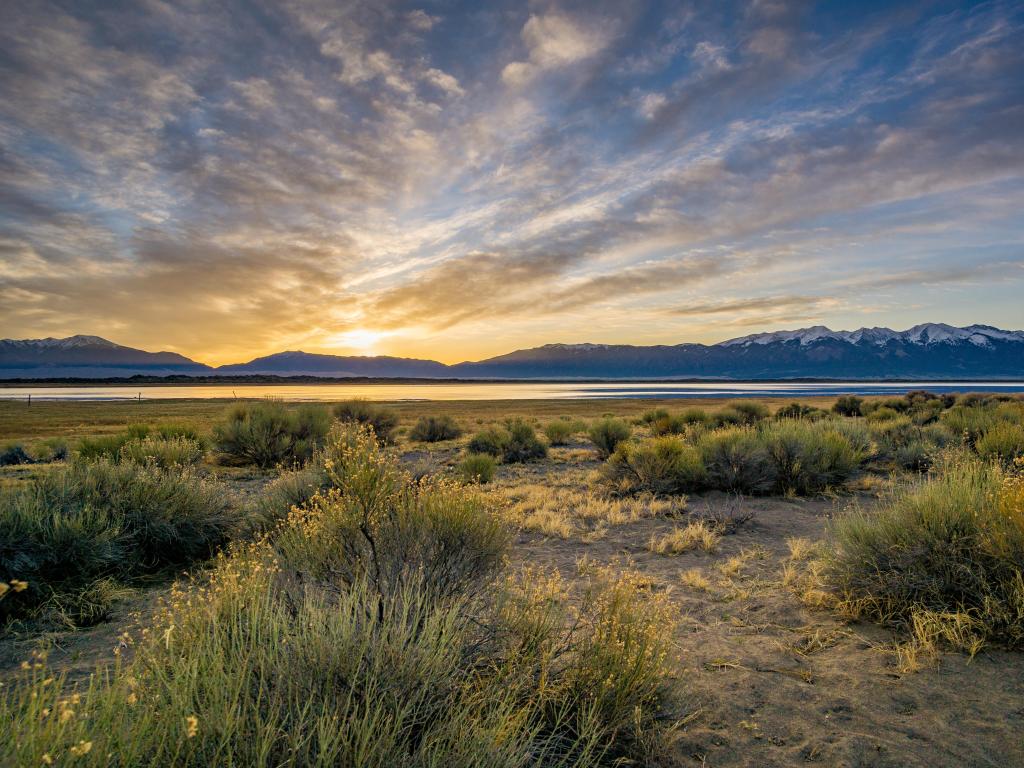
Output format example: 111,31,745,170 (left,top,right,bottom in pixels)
2,399,1023,767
